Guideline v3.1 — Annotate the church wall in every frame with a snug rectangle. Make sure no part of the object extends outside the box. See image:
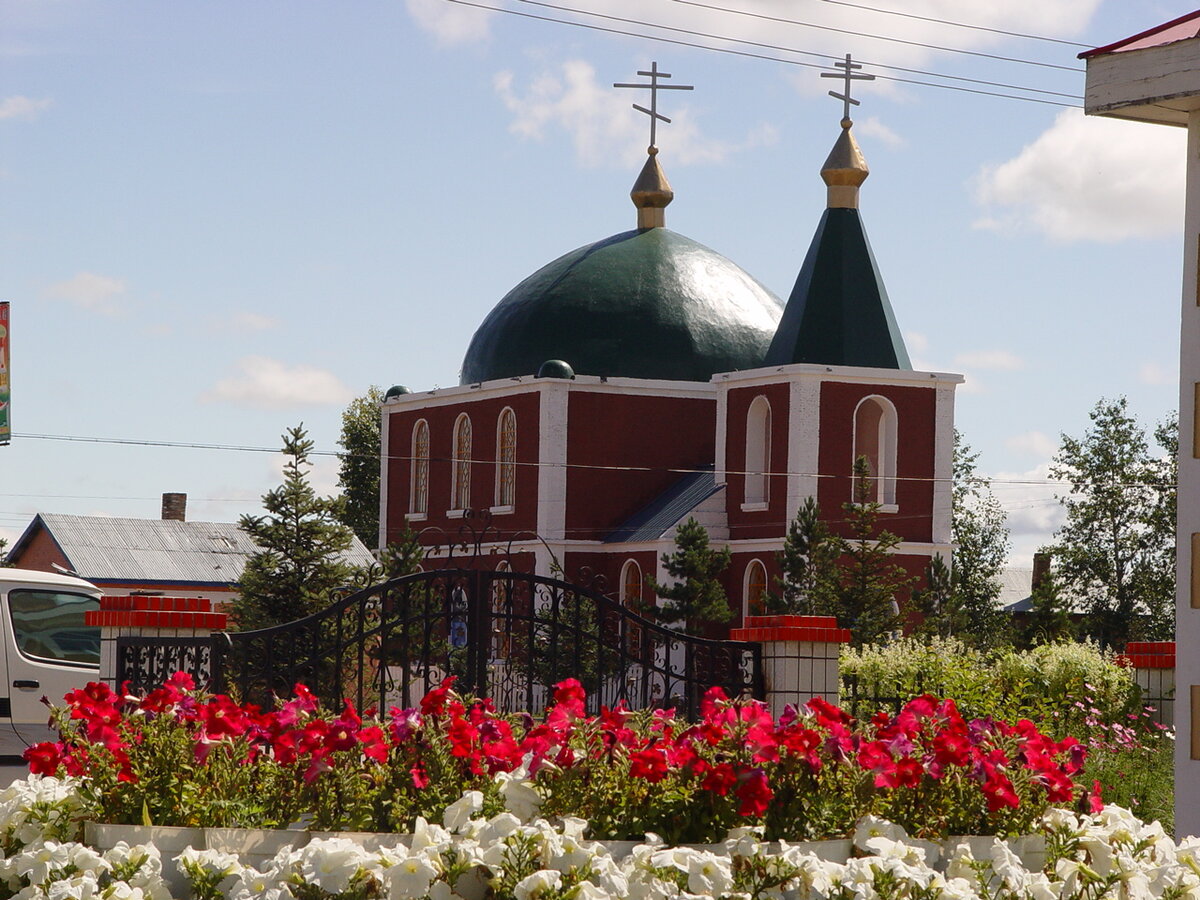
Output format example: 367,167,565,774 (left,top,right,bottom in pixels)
564,392,715,540
816,381,936,544
725,382,792,542
383,392,541,547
